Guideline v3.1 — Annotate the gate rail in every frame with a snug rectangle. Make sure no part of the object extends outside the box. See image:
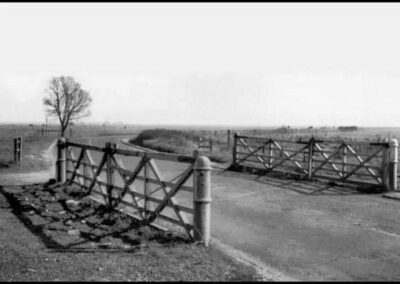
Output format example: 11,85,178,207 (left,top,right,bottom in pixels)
232,133,398,190
55,138,211,245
